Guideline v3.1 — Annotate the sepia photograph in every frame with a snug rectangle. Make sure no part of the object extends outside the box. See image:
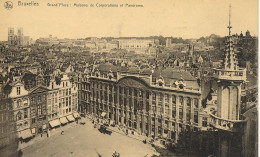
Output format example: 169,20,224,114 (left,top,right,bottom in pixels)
0,0,258,156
